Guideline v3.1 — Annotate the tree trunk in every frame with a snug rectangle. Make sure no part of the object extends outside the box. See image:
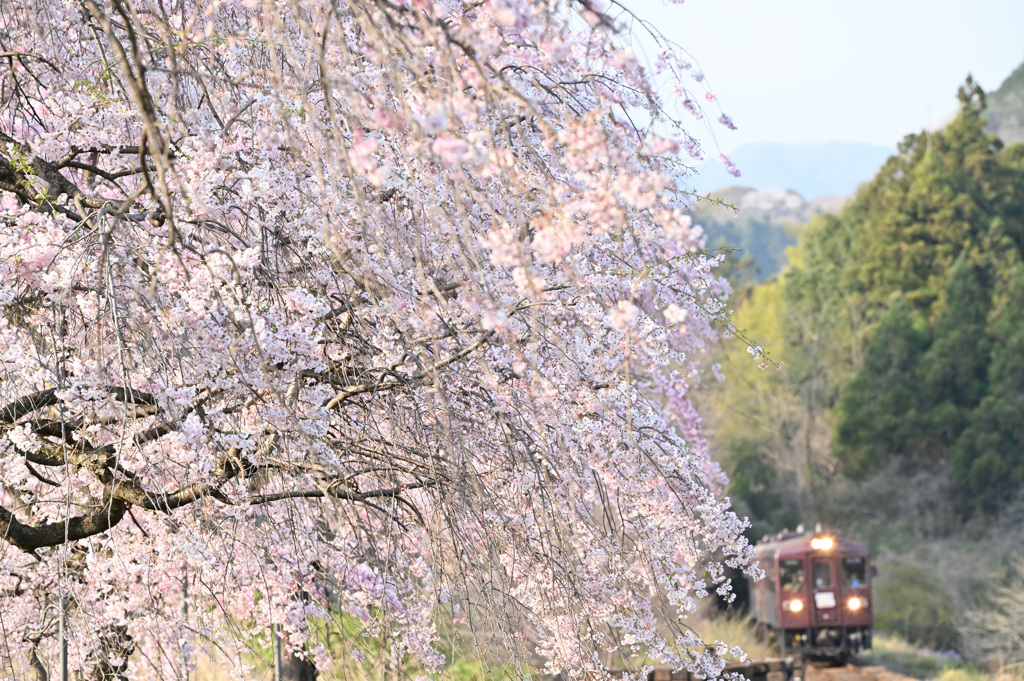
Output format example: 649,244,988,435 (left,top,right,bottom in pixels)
281,653,317,681
27,636,48,681
91,626,132,681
